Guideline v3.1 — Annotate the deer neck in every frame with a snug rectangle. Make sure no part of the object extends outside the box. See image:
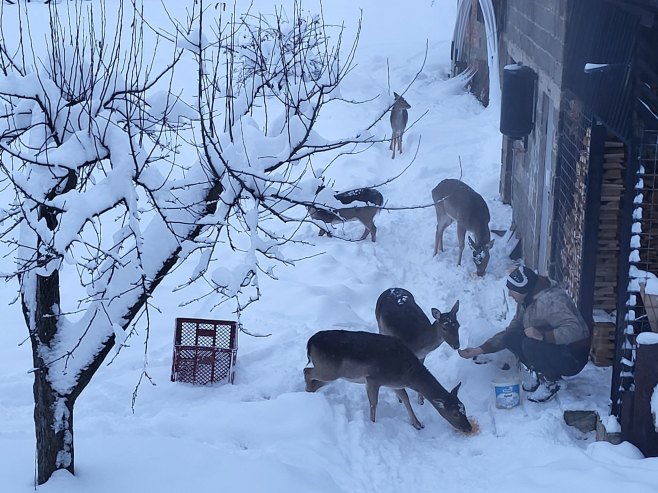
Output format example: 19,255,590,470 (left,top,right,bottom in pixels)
407,364,449,402
411,329,444,359
472,224,490,247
